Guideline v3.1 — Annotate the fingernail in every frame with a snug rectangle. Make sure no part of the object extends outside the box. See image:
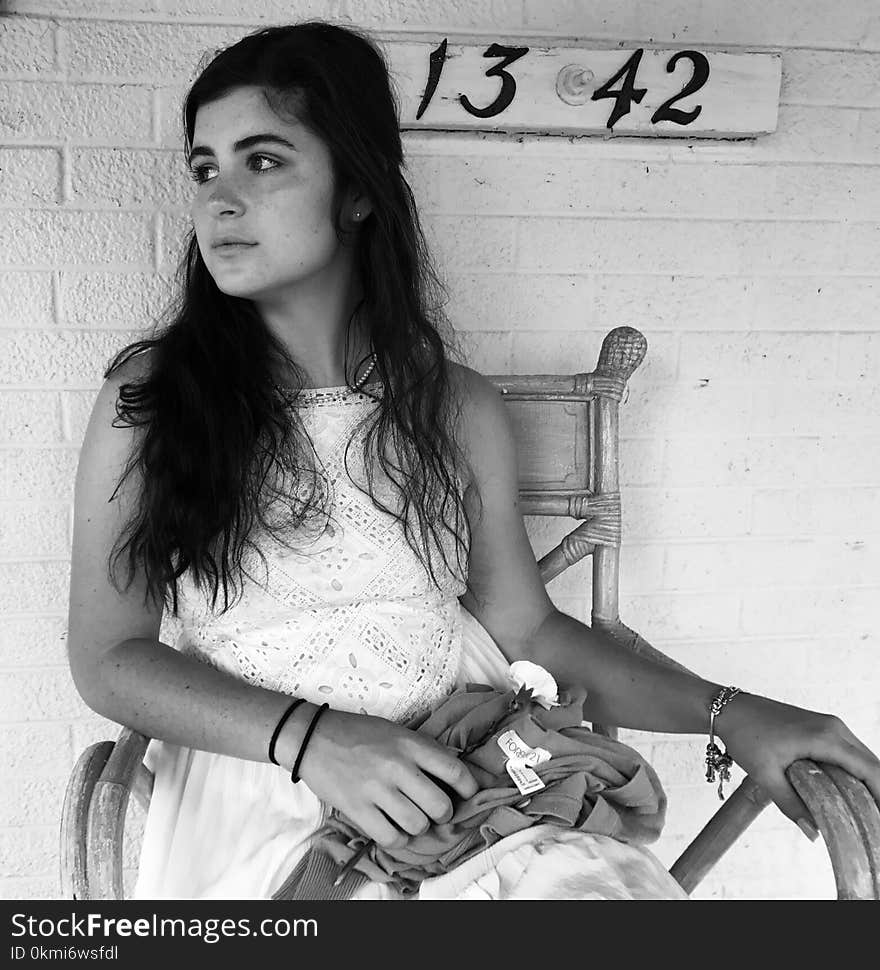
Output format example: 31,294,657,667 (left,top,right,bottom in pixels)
797,818,819,842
